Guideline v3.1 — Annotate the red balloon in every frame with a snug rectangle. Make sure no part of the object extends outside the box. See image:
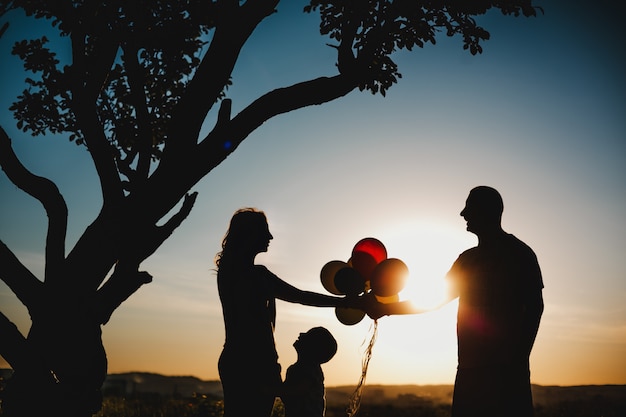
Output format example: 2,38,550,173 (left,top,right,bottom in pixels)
349,252,377,283
351,238,387,281
352,237,387,263
370,258,409,297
